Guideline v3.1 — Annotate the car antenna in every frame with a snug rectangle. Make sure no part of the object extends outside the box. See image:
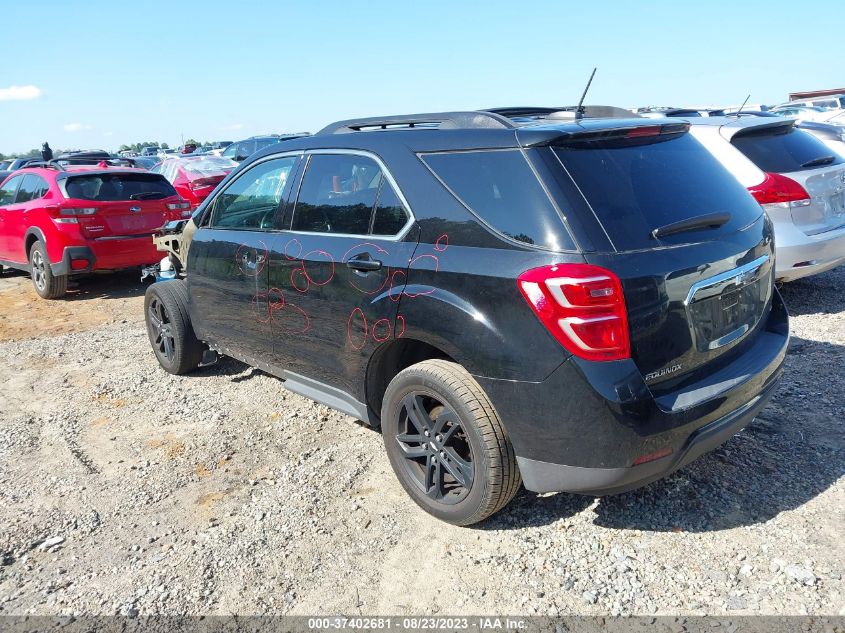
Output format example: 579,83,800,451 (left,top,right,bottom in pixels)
735,94,751,116
575,67,598,120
